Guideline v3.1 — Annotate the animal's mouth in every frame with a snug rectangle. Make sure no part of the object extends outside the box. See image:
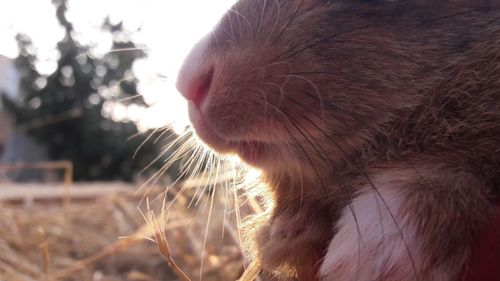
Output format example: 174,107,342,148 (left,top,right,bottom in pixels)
188,102,268,166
